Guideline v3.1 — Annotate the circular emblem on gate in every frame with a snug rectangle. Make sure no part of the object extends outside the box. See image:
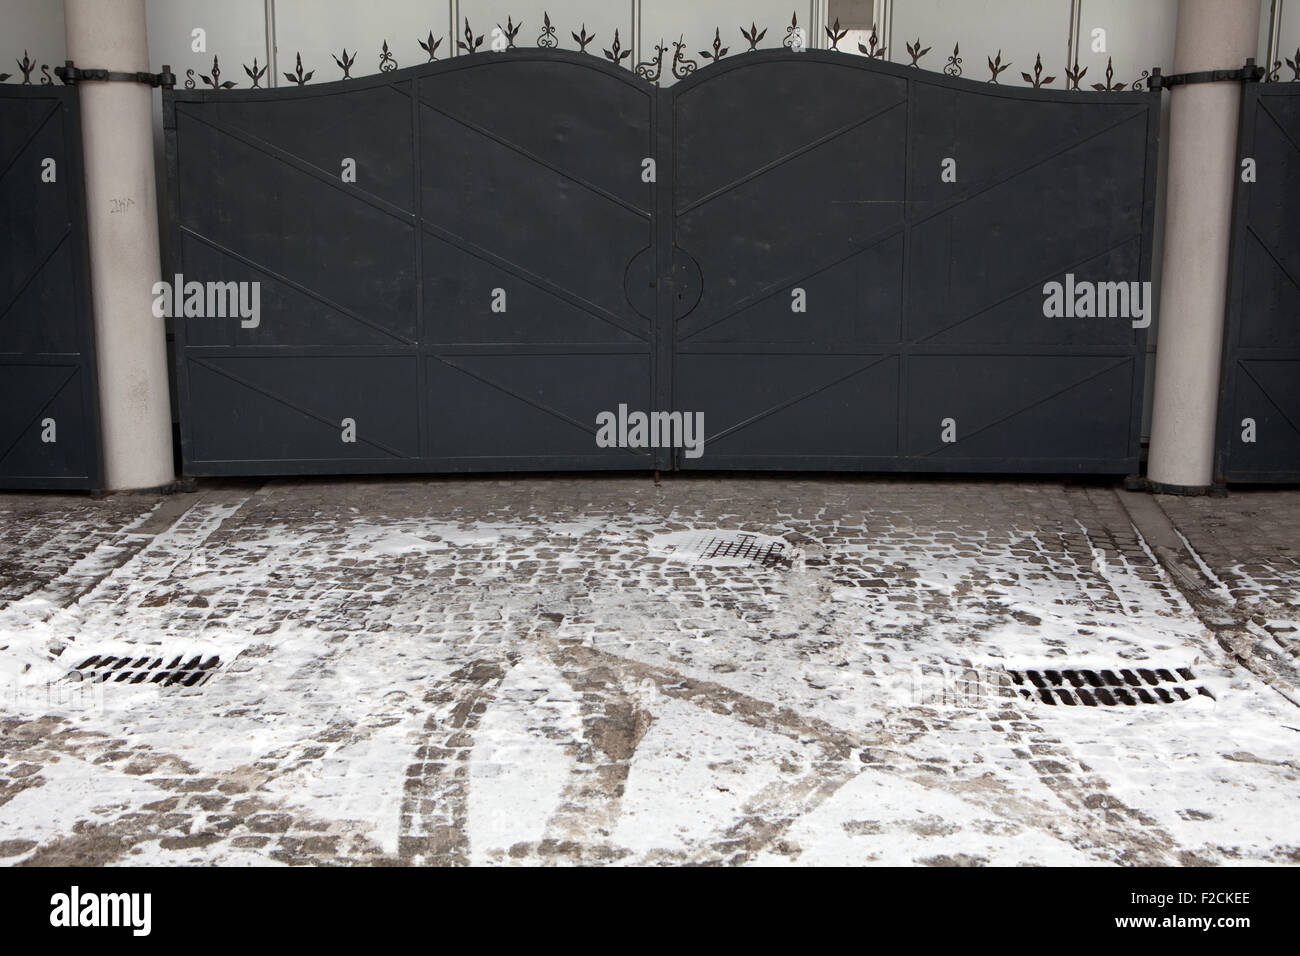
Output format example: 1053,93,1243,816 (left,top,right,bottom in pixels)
622,246,703,321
